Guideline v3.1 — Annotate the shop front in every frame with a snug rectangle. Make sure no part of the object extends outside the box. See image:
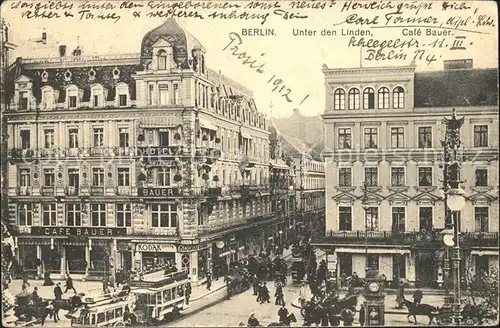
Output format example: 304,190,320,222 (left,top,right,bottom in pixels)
134,243,177,272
